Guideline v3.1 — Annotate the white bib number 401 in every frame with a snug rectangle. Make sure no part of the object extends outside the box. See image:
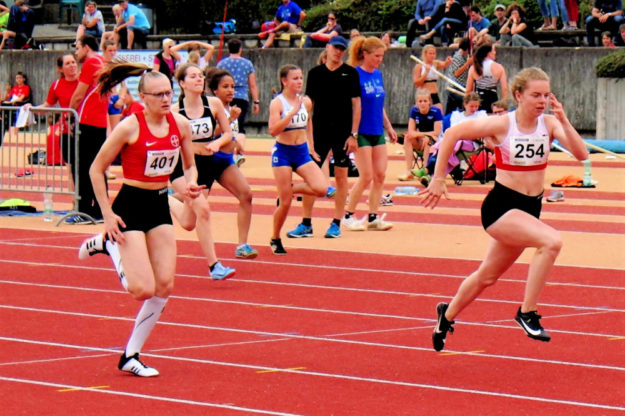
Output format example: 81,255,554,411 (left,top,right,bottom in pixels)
509,136,548,166
144,149,179,177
